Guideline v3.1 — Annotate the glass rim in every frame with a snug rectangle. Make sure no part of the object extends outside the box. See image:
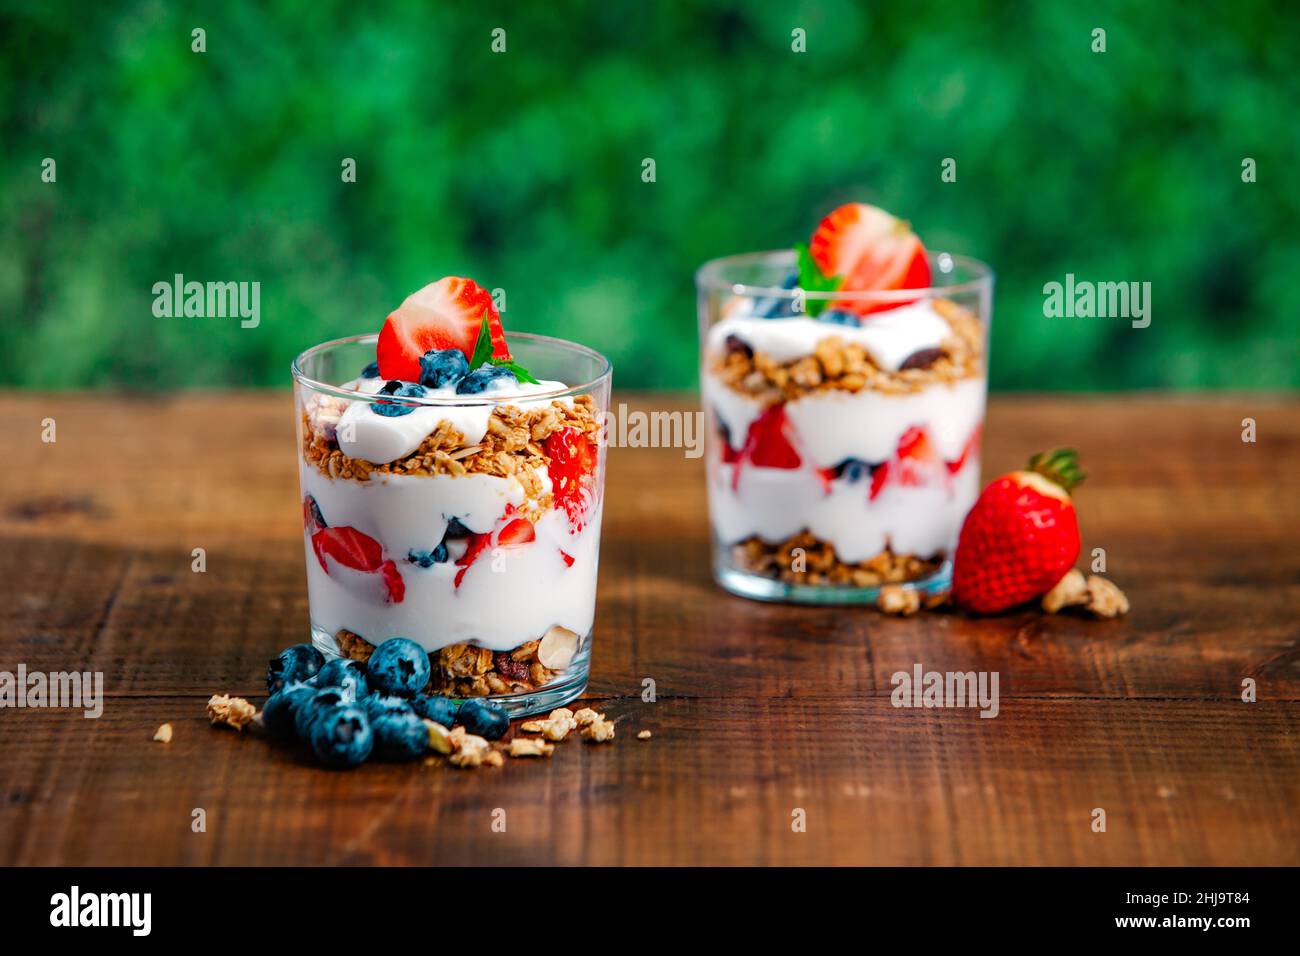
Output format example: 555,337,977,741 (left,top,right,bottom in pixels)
694,249,995,301
291,330,613,406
